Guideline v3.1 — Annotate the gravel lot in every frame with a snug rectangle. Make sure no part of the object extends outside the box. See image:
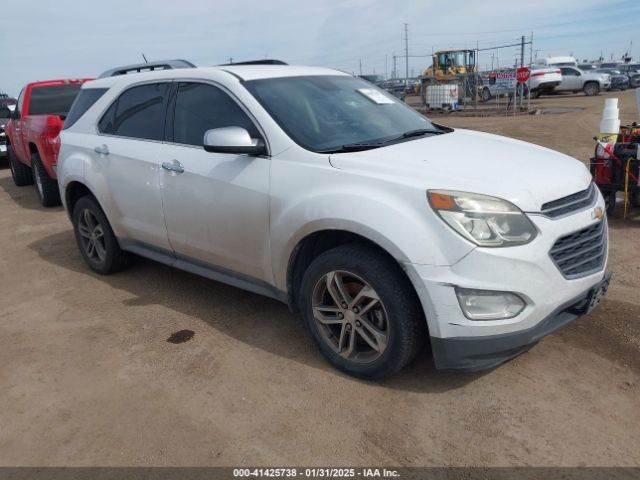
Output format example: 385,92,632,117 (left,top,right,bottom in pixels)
0,89,639,467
